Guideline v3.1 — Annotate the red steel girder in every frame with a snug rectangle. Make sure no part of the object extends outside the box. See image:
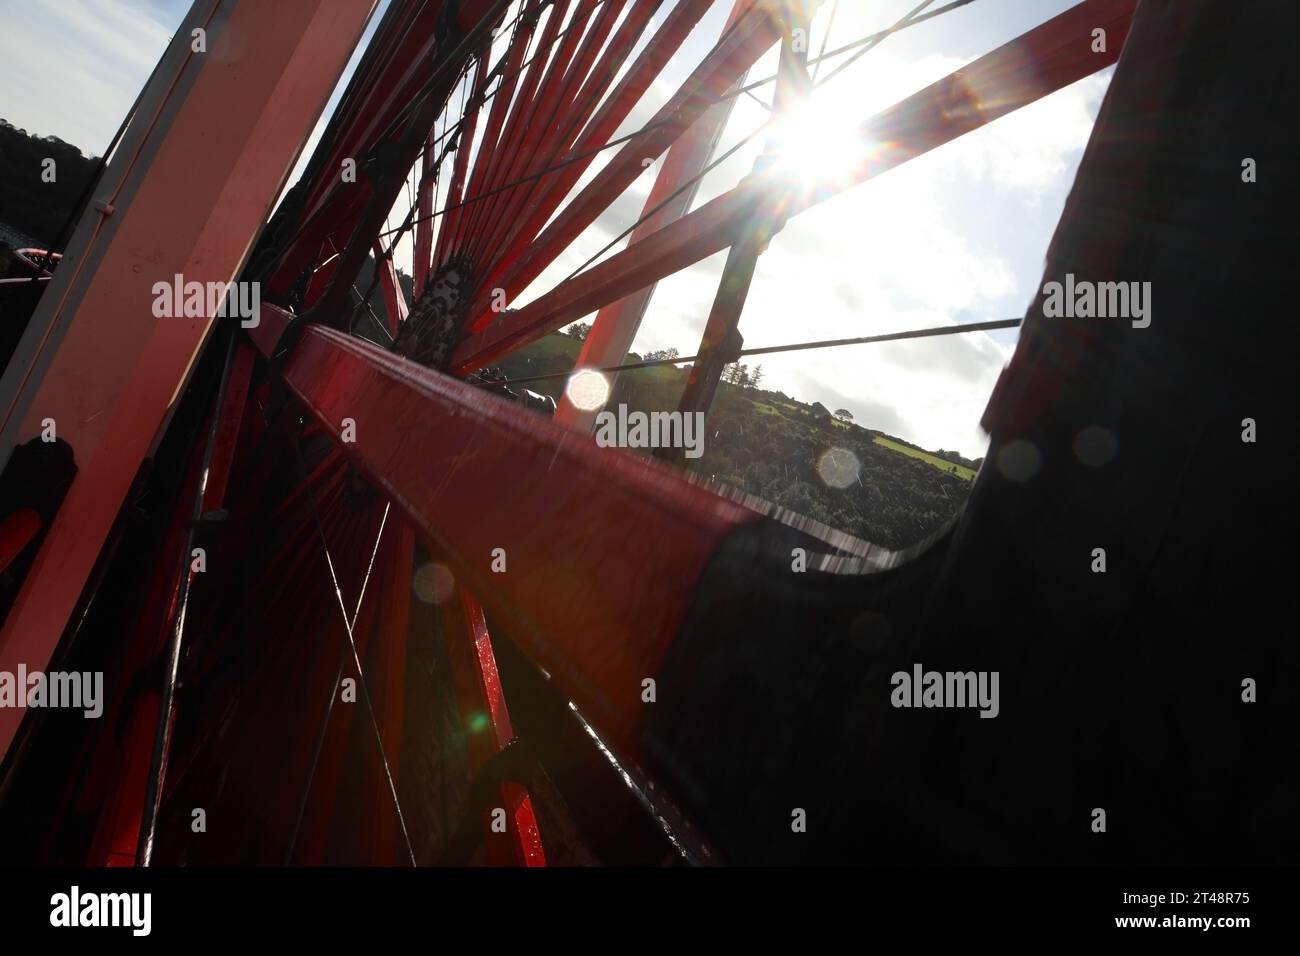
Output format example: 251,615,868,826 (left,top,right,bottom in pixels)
439,587,546,866
453,0,1136,372
373,241,409,334
0,0,376,764
260,319,759,767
